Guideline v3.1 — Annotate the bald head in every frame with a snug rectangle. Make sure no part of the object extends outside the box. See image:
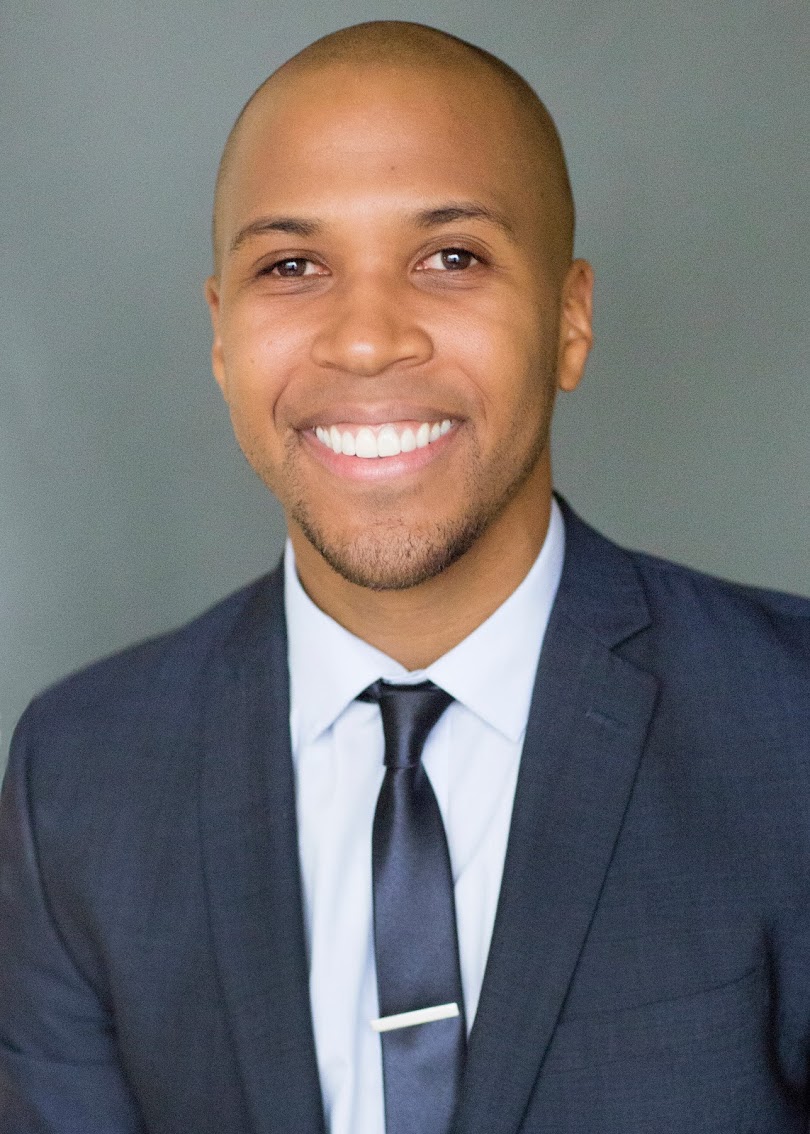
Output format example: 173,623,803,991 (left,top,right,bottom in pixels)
211,21,574,275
